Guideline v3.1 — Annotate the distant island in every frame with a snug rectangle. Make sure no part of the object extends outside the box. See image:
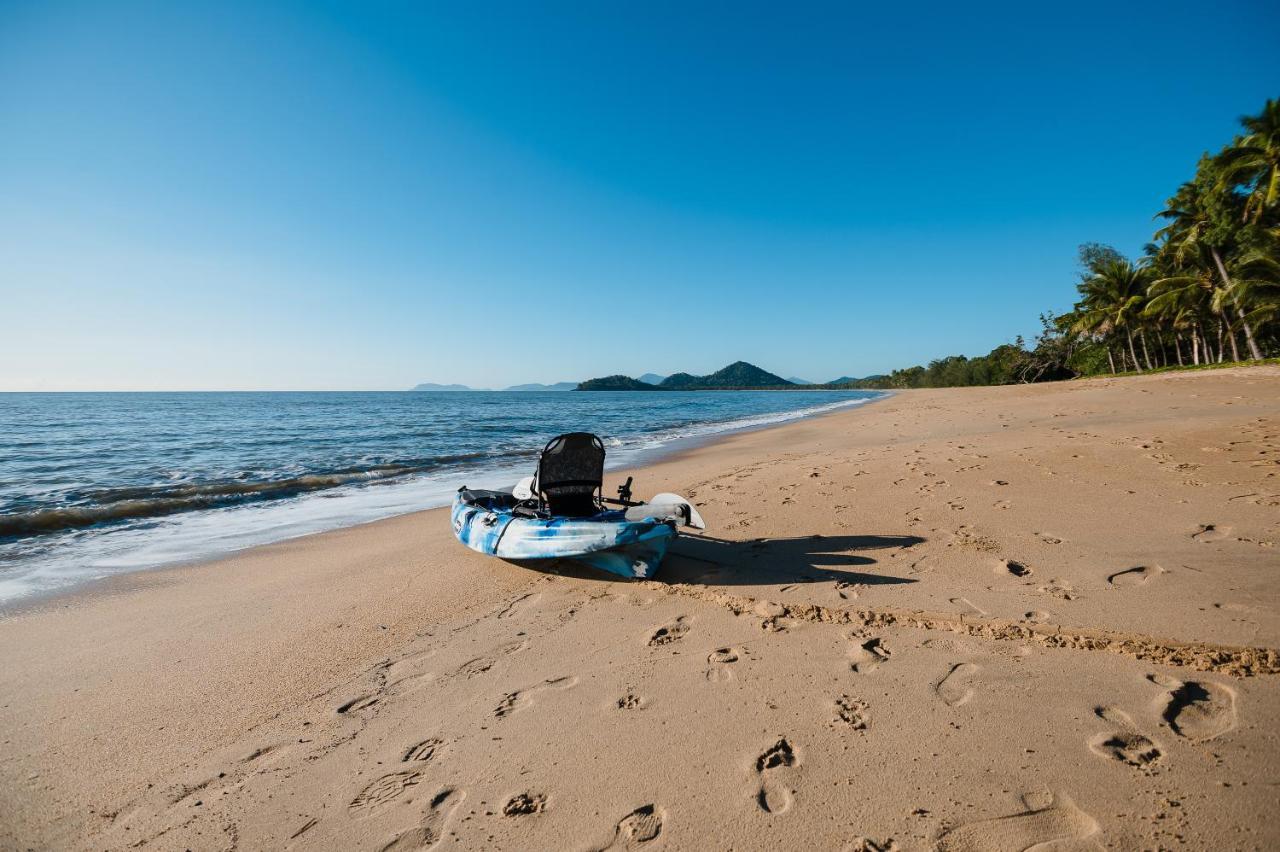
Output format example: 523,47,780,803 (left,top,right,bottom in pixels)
503,381,578,392
410,382,474,392
580,361,803,391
